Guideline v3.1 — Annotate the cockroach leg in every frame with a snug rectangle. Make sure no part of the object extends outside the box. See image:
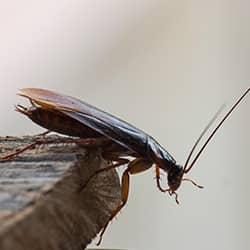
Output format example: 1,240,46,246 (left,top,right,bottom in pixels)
78,157,130,192
0,137,108,161
96,167,130,245
182,178,204,189
156,166,180,203
1,141,40,161
96,158,152,245
155,165,169,192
